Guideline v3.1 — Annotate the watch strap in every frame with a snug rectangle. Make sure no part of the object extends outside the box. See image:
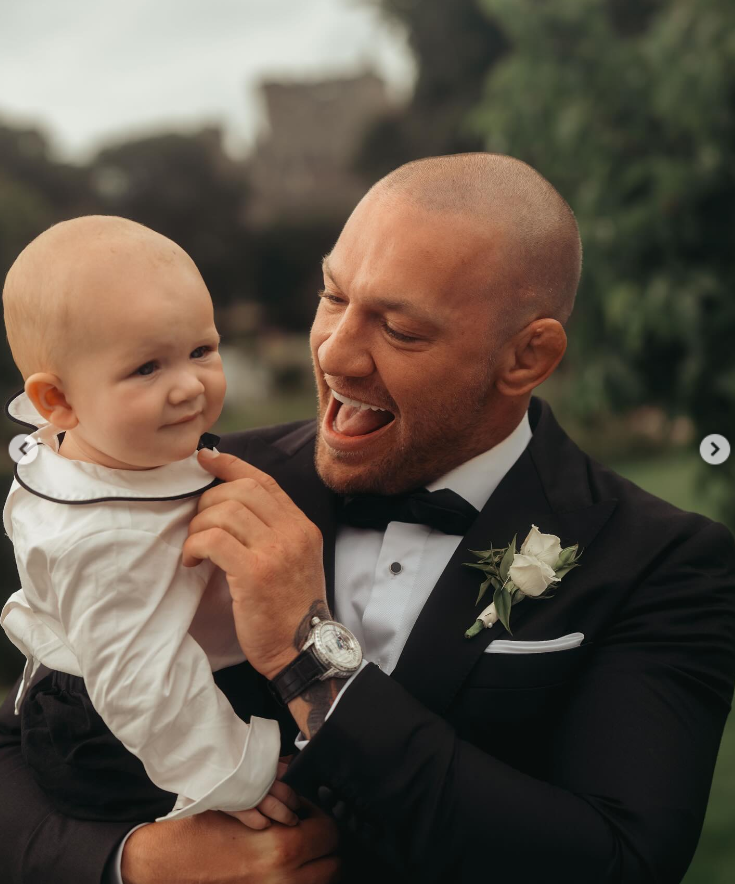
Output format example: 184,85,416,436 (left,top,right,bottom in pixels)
270,645,326,705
